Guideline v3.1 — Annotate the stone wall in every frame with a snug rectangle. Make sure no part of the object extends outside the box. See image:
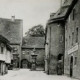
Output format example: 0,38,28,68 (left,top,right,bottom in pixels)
45,22,65,74
64,0,80,79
